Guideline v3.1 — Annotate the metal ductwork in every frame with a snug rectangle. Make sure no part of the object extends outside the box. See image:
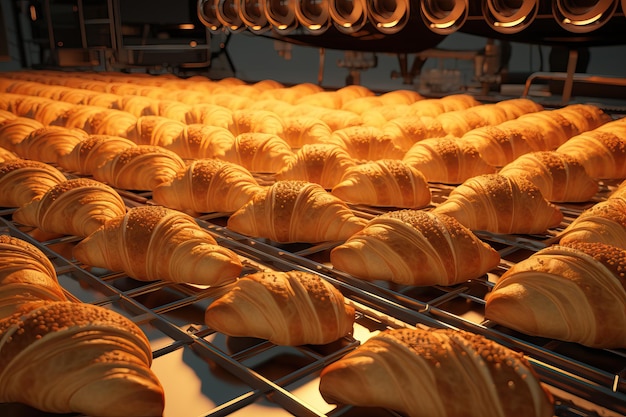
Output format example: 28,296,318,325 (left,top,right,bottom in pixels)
264,0,299,33
329,0,369,34
238,0,271,33
553,0,619,33
482,0,541,34
420,0,469,35
366,0,411,34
